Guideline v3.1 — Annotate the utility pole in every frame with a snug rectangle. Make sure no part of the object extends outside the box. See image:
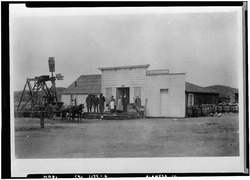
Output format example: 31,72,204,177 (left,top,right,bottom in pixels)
40,81,45,128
